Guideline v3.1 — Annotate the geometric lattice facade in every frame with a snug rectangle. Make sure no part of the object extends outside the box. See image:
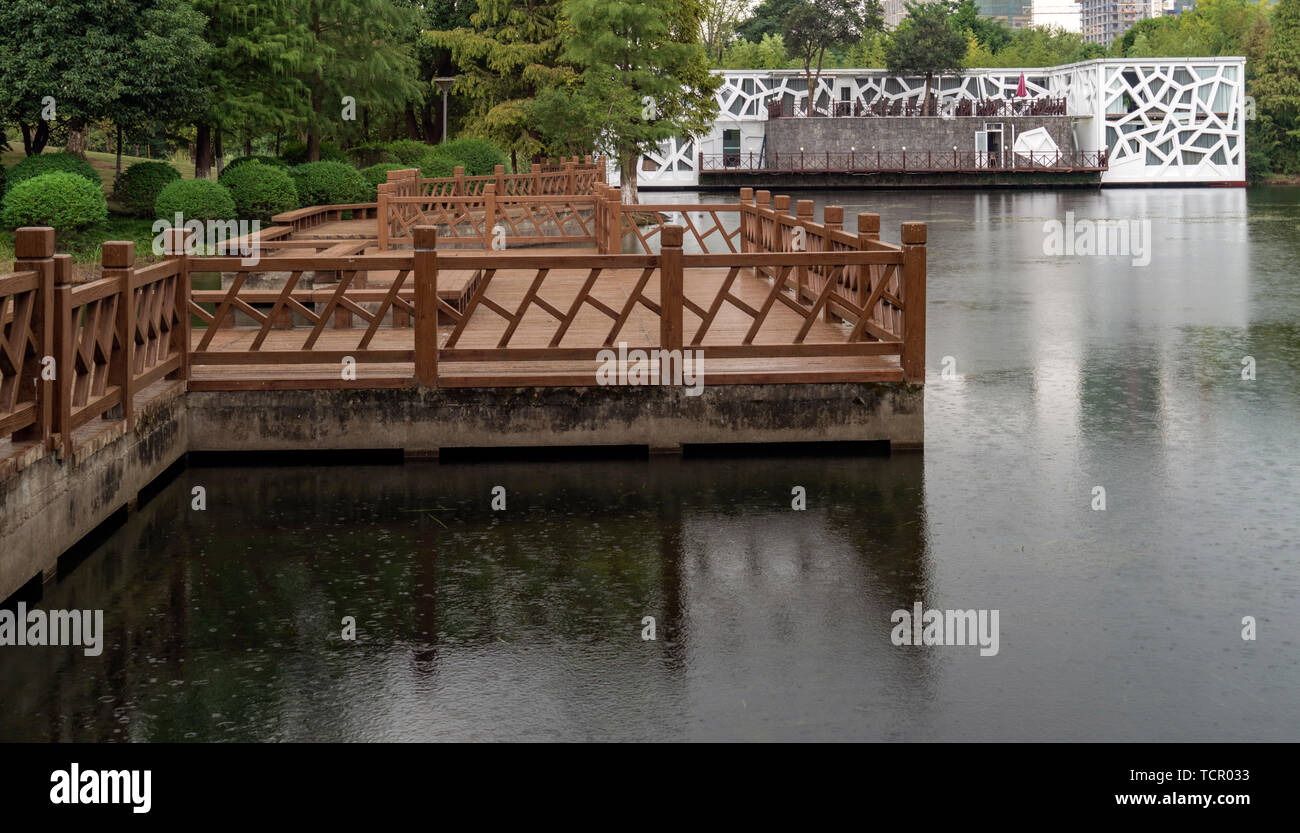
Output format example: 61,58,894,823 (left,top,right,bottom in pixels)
624,57,1246,188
